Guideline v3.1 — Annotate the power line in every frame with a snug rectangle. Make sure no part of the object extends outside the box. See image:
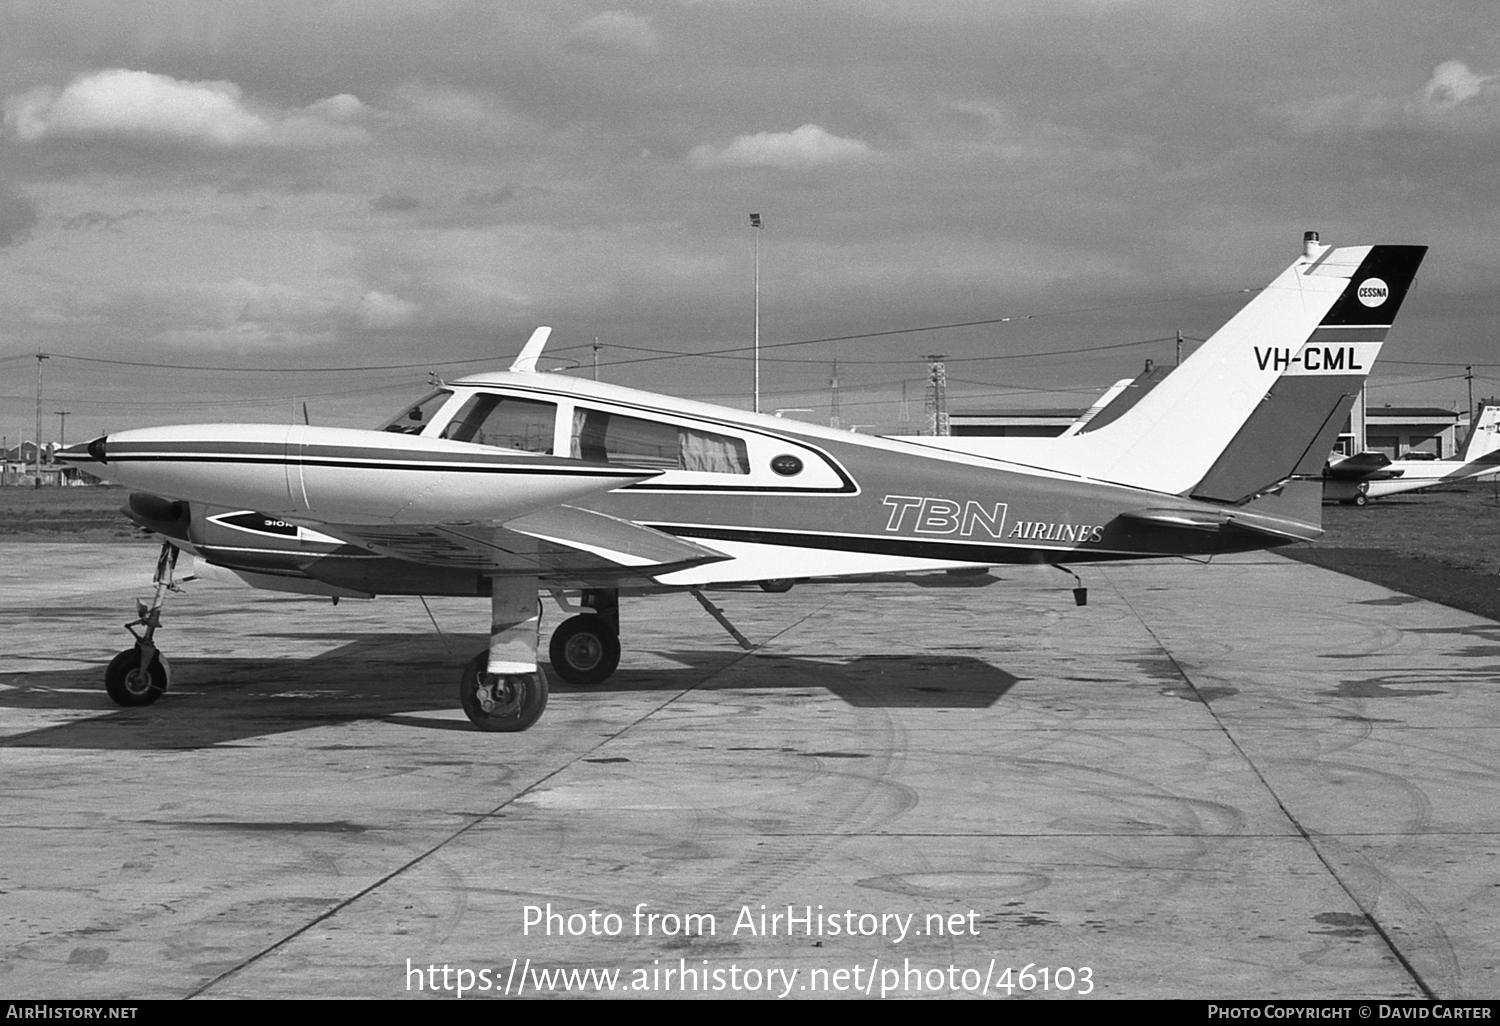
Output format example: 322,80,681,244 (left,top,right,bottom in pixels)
589,291,1262,371
9,352,501,374
0,381,415,409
